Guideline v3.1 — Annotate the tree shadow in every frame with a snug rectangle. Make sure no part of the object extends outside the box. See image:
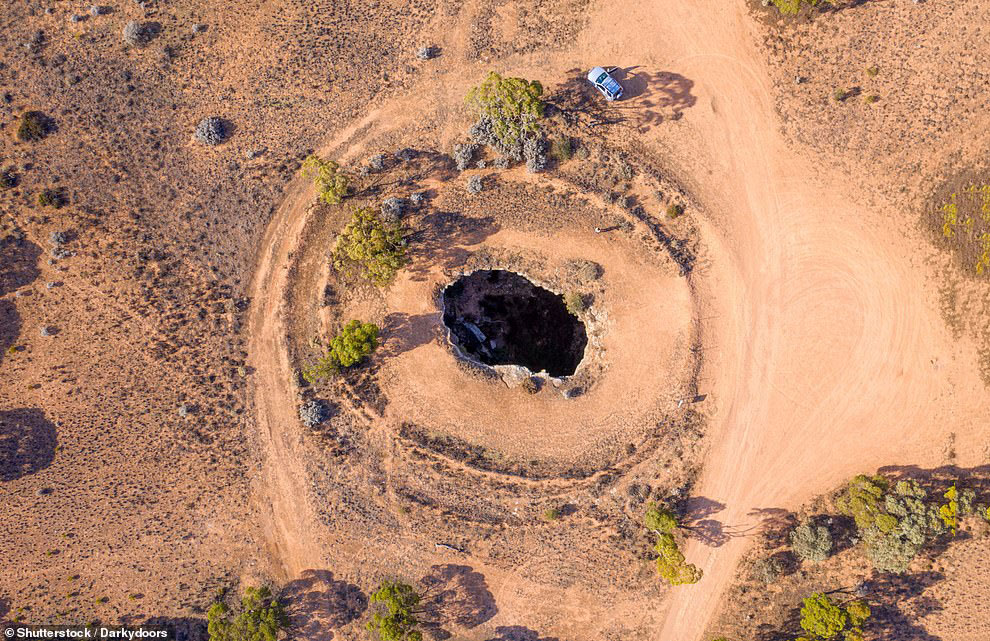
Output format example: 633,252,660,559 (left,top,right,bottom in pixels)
747,507,799,549
0,408,57,482
282,569,368,641
485,626,560,641
405,211,498,281
140,616,207,641
862,571,946,641
419,564,497,631
0,300,21,365
380,312,440,358
1,237,42,295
